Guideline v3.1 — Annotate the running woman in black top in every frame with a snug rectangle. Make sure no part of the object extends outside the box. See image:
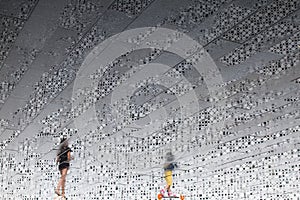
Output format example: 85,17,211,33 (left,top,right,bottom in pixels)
55,138,72,198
